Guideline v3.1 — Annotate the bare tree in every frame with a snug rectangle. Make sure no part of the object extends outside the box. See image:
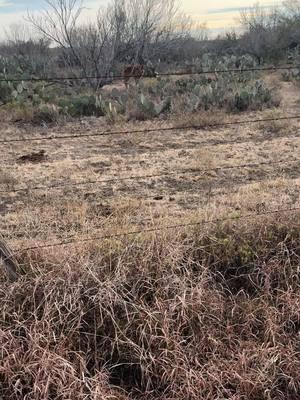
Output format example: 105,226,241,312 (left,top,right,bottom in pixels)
282,0,300,20
239,1,300,63
280,0,300,46
239,3,284,64
26,0,193,87
27,1,90,78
